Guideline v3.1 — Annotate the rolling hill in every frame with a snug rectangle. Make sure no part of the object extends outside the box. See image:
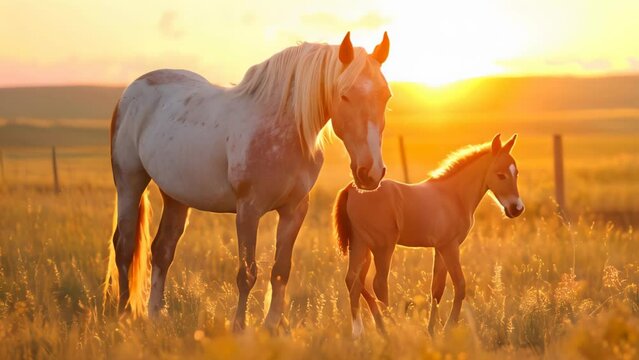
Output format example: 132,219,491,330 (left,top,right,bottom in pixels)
1,76,639,120
1,75,638,146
